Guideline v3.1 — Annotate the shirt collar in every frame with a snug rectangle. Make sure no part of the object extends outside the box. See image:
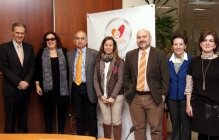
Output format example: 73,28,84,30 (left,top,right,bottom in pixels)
169,52,188,63
12,40,23,48
77,47,86,54
139,46,151,55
